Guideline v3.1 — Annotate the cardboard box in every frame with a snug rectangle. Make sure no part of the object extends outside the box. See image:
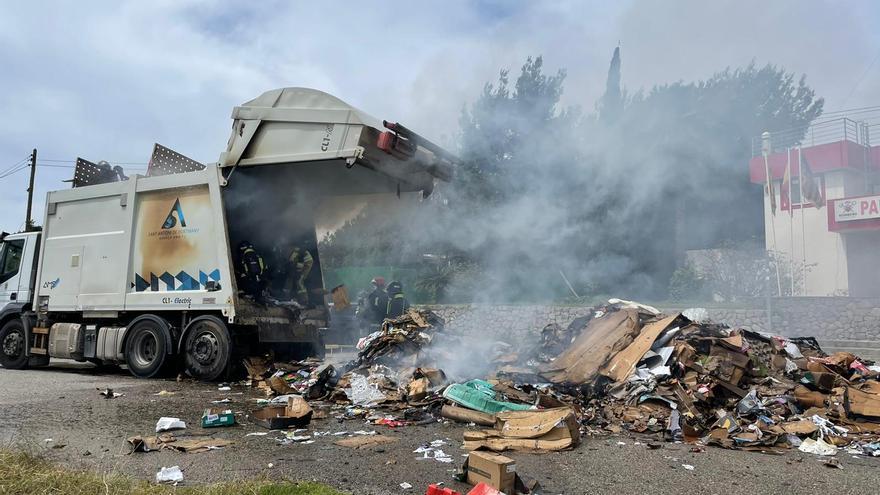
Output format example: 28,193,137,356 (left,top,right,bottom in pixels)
201,408,235,428
286,396,313,418
806,371,837,392
408,377,429,402
467,450,516,494
253,396,313,430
